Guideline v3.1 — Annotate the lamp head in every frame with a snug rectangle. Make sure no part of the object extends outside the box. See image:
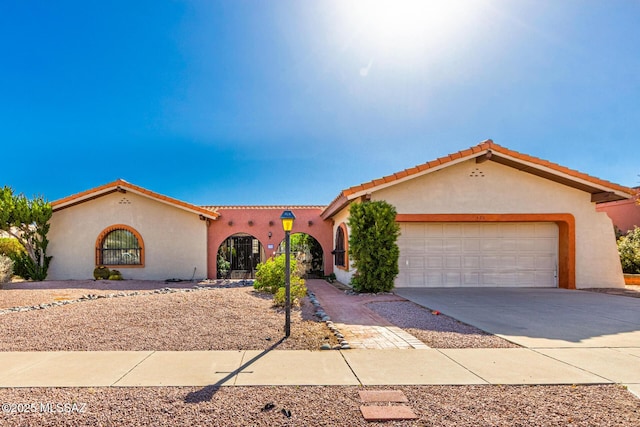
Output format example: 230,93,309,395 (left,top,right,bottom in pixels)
280,210,296,232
